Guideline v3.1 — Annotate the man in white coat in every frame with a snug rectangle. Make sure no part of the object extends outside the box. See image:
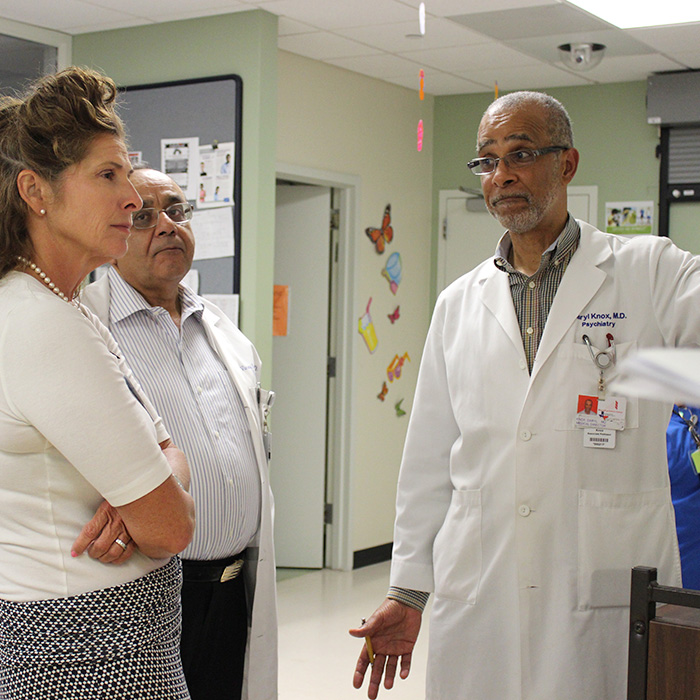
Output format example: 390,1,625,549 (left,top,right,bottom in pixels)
82,167,277,700
351,91,700,699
